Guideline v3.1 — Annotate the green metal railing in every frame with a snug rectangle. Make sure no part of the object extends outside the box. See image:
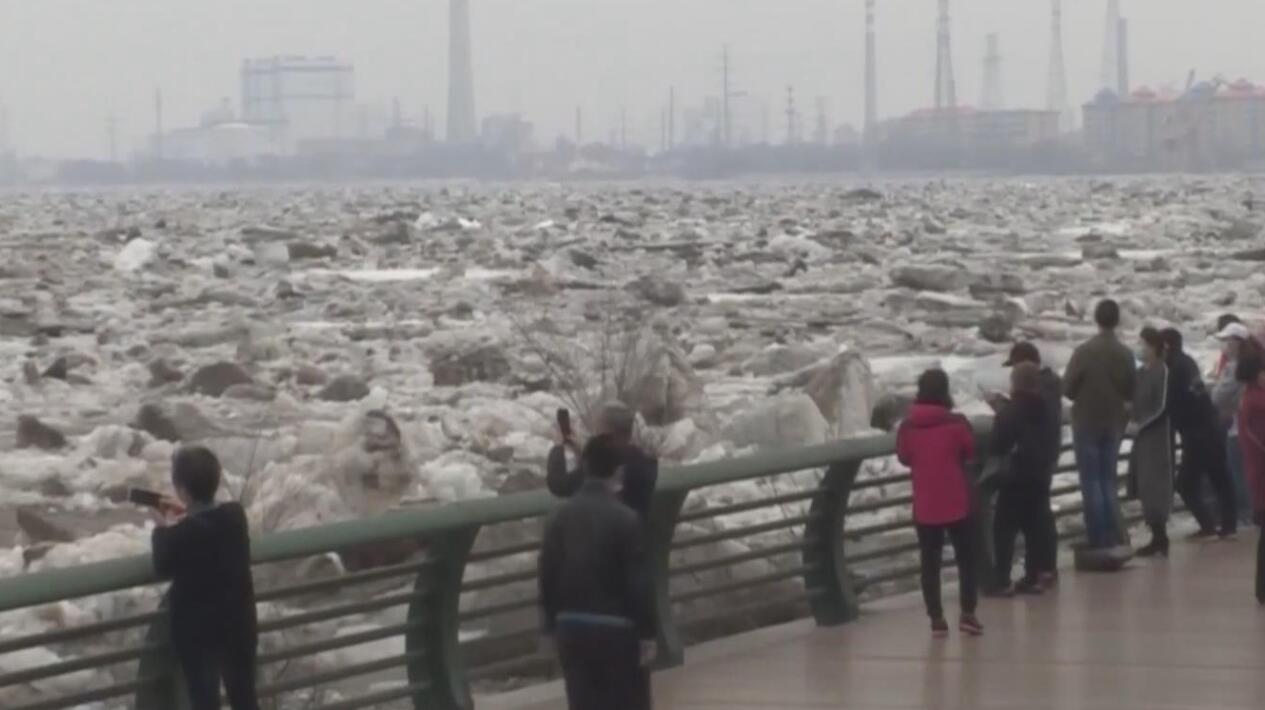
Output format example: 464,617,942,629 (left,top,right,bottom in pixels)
0,422,1141,710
